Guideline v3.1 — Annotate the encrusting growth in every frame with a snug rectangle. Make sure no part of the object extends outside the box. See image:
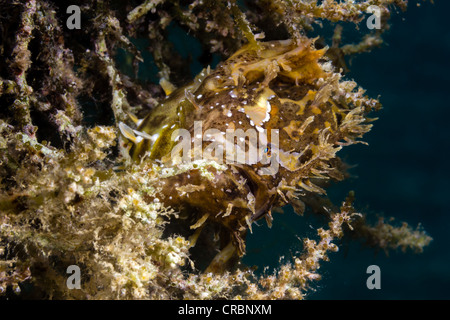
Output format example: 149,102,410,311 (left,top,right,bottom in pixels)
0,0,432,299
